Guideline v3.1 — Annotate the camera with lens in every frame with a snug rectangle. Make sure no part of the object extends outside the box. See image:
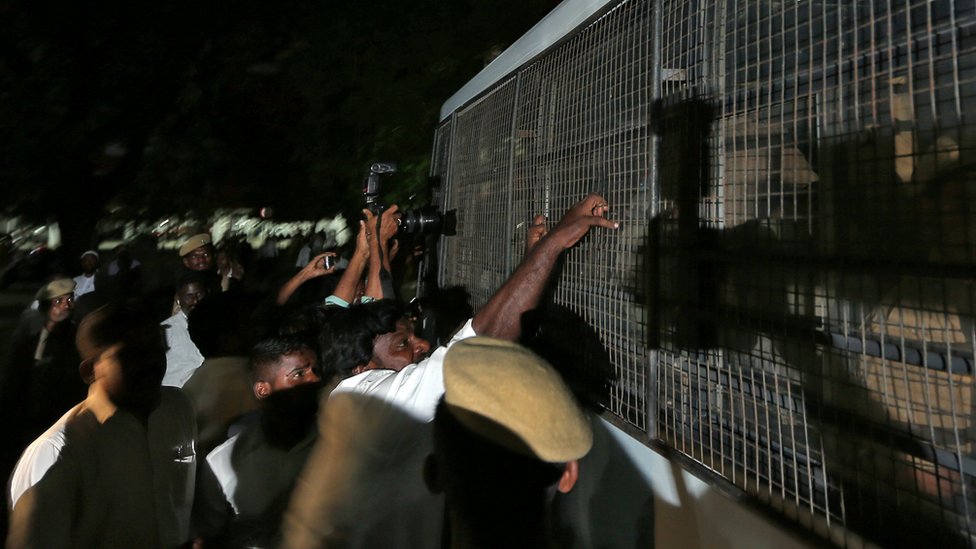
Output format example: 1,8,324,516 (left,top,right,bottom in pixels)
363,162,451,237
